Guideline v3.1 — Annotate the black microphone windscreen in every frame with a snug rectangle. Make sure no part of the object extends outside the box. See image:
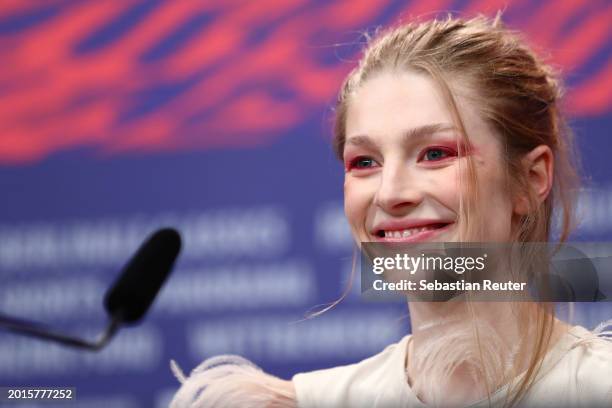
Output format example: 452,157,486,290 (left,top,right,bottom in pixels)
104,228,181,323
